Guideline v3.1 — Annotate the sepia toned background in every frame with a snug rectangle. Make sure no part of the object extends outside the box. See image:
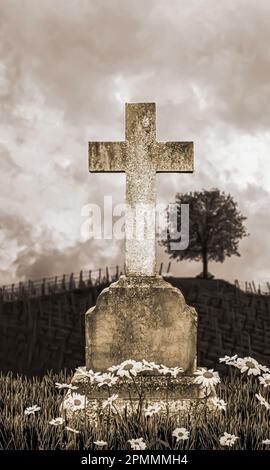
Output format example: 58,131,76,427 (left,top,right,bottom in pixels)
0,0,269,284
